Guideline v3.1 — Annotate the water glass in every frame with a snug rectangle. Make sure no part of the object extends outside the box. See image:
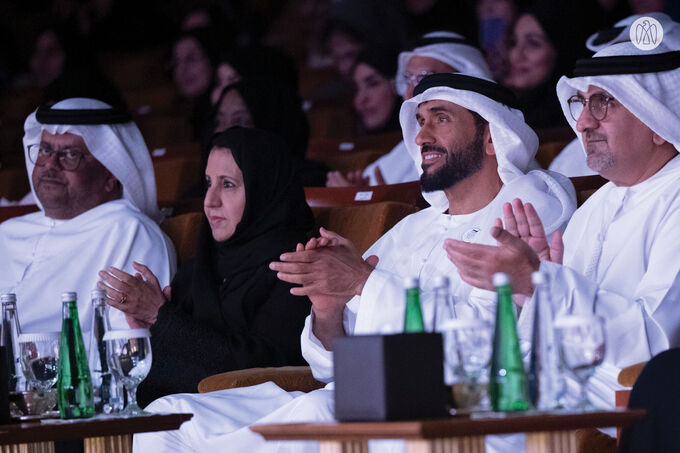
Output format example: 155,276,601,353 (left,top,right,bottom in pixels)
104,329,152,416
554,314,606,410
18,332,60,414
440,317,493,411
